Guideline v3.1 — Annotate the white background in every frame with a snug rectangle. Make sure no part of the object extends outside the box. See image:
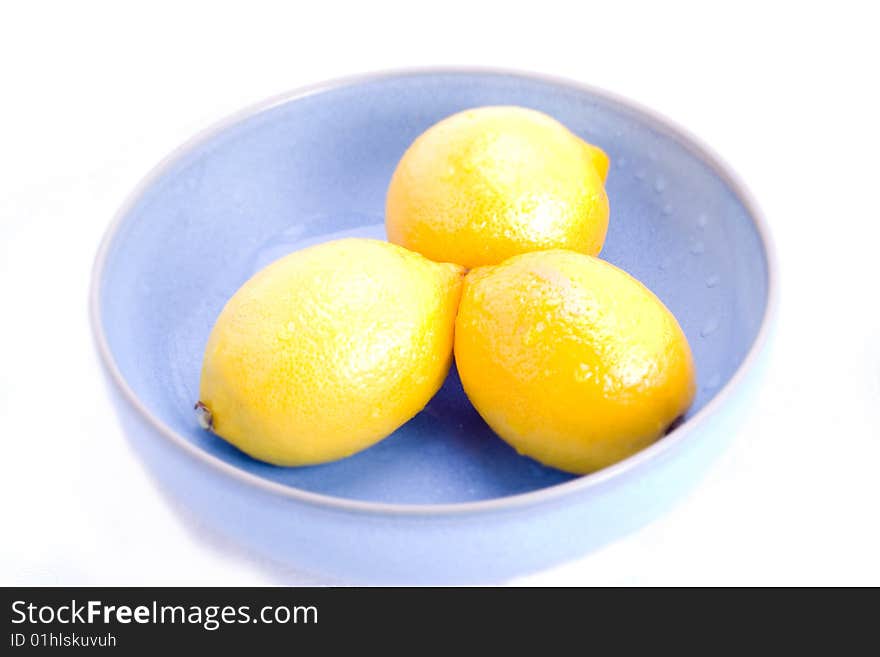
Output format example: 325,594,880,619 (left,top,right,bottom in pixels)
2,1,878,586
